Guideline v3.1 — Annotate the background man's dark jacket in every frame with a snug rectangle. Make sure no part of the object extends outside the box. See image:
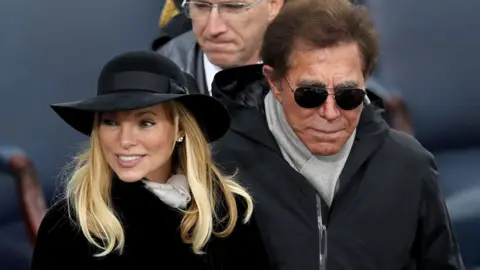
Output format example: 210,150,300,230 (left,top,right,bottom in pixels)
156,31,208,95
